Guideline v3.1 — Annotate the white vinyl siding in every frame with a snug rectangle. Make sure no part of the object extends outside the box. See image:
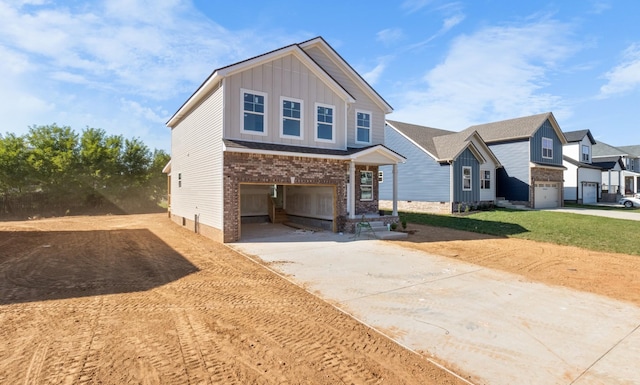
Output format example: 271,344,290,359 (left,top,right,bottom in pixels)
170,84,224,230
224,54,347,149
